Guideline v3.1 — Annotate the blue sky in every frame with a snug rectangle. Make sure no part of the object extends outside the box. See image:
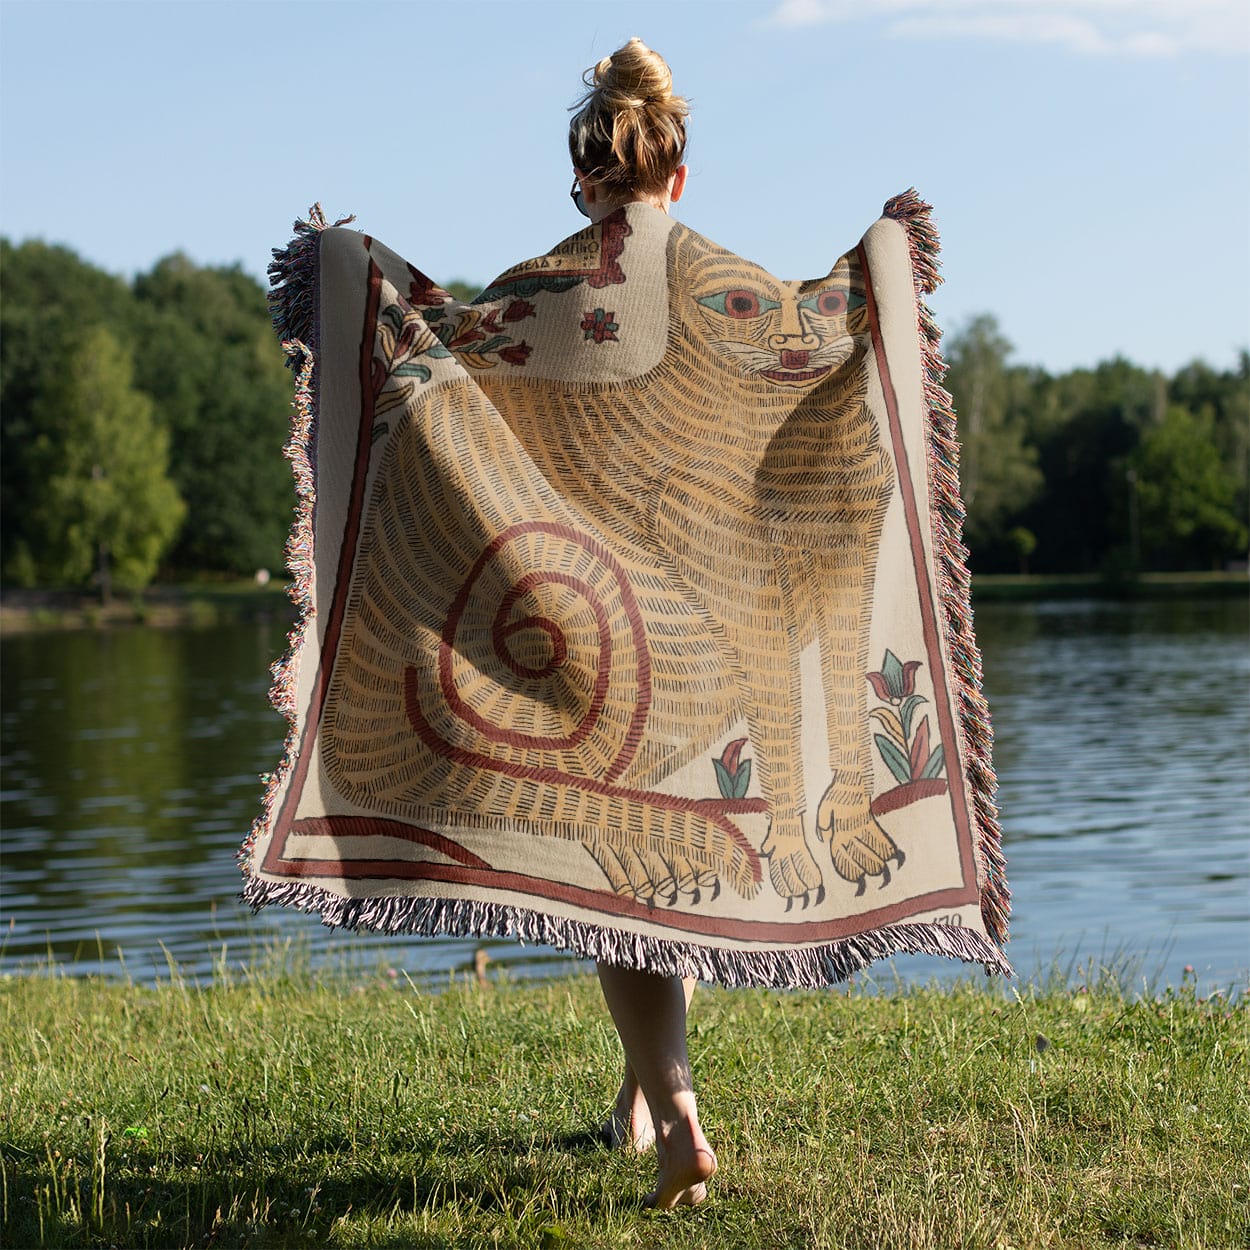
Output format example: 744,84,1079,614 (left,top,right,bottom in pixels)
2,0,1247,375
